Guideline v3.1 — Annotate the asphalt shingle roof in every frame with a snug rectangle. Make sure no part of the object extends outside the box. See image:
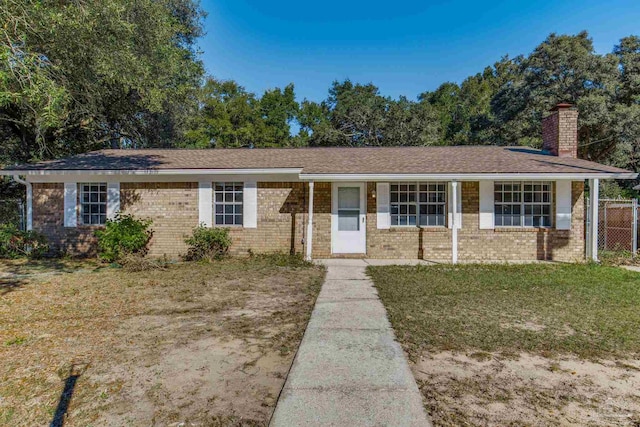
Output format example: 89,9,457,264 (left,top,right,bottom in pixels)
3,146,633,176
